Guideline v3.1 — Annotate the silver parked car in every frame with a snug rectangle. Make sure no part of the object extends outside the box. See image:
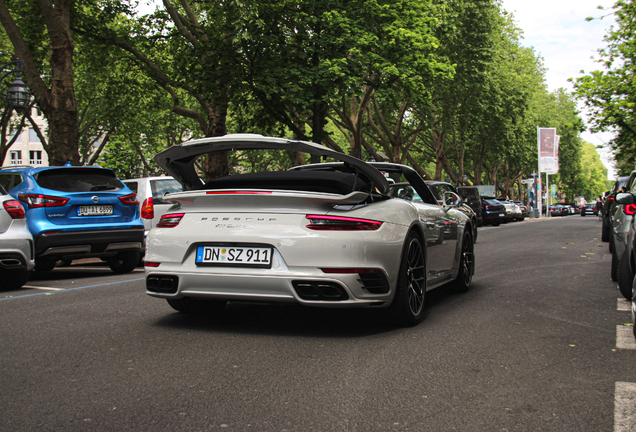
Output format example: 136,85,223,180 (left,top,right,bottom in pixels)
0,184,35,289
122,176,183,237
610,170,636,296
144,134,476,327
